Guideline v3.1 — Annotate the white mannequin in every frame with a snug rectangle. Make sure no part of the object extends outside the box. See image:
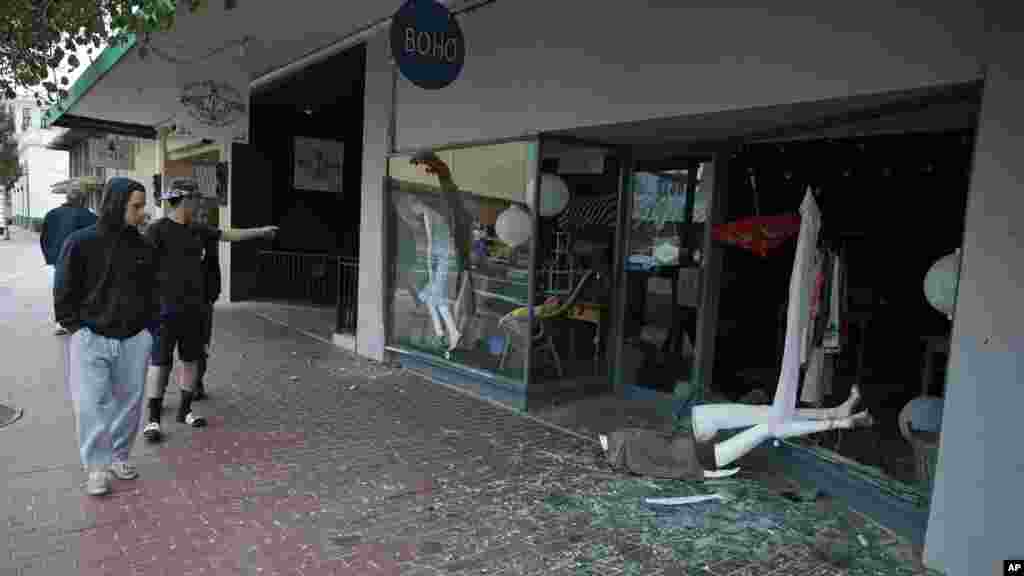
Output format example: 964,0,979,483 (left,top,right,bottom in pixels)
691,386,870,474
410,199,462,349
